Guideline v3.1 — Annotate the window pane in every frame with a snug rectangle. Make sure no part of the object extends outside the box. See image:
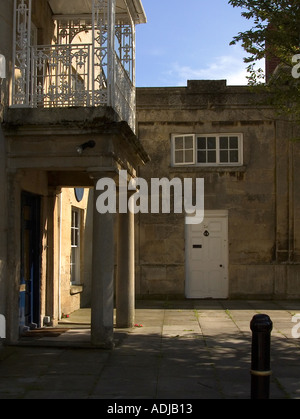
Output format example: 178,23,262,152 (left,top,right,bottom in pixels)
198,151,206,163
71,228,78,247
207,137,216,149
185,136,194,149
71,247,76,264
71,248,76,283
220,137,228,149
208,150,216,163
174,137,184,150
185,150,194,163
230,137,238,149
220,150,229,163
197,137,206,150
72,210,78,228
175,150,184,163
230,150,239,162
71,210,80,246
